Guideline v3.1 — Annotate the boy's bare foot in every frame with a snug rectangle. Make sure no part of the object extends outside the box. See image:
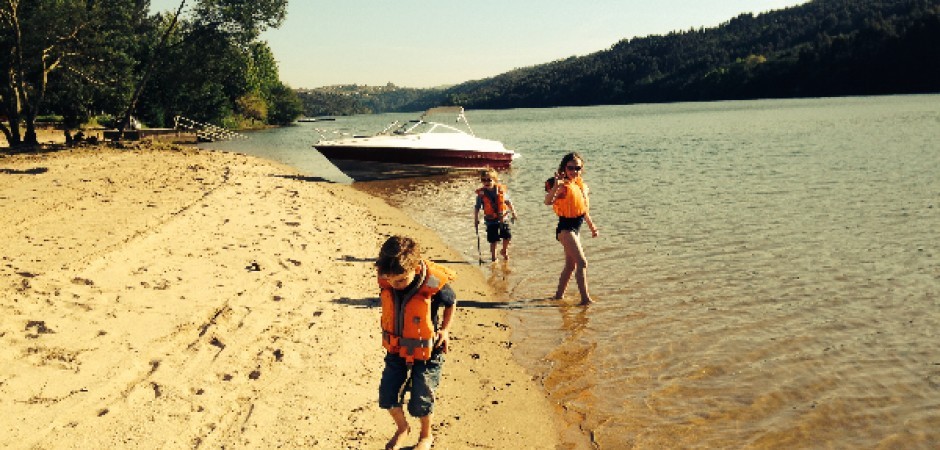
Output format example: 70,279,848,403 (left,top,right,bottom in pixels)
500,248,509,260
386,425,411,450
415,435,434,450
579,297,595,305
